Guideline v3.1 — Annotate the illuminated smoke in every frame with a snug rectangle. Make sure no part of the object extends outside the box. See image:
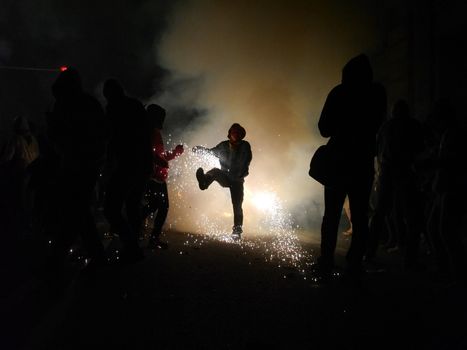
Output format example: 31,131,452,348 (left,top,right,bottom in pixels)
149,0,378,259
